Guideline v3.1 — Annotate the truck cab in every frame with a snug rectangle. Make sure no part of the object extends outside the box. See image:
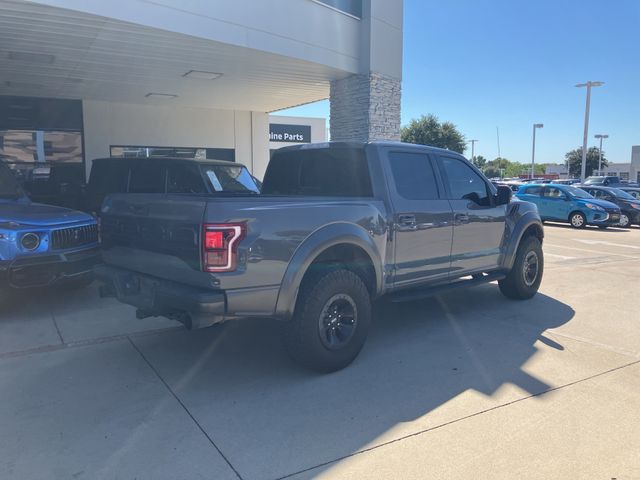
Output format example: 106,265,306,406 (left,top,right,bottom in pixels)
96,142,544,372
